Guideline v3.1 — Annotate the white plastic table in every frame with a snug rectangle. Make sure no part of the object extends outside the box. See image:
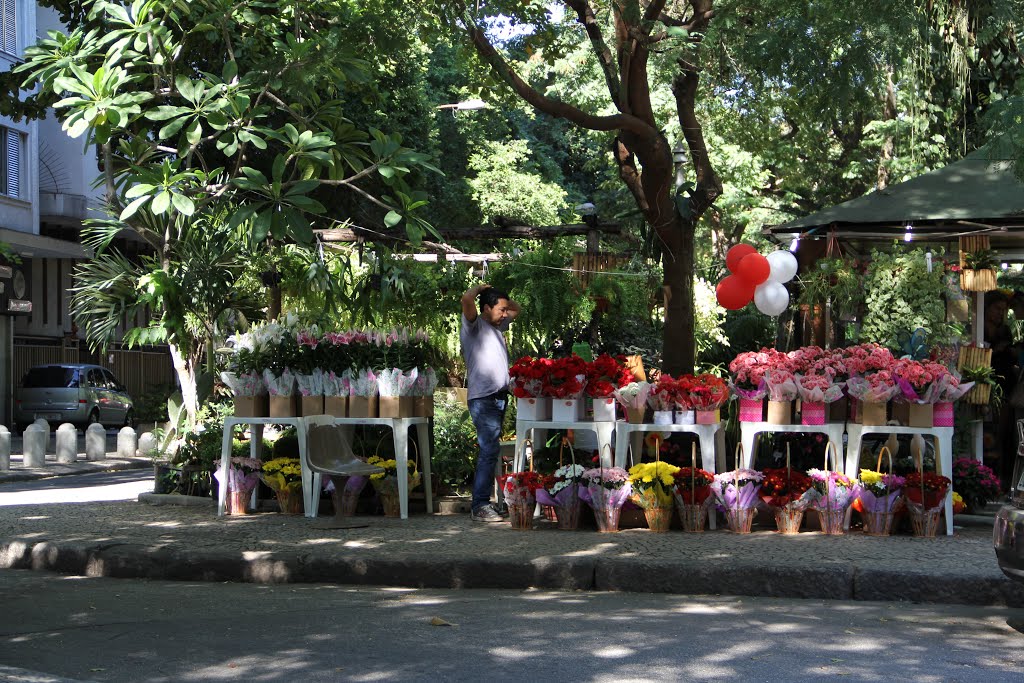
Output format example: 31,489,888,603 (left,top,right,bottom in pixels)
302,416,432,520
218,417,307,517
845,423,954,536
739,422,847,472
514,419,616,471
613,422,725,474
